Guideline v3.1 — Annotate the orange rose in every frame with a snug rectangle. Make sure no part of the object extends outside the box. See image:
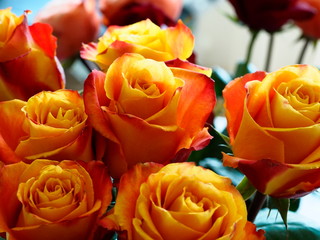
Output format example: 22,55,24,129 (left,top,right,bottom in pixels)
0,8,65,101
223,65,320,198
83,53,215,178
102,162,265,240
0,89,93,164
35,0,100,60
0,159,112,240
81,19,194,71
295,0,320,39
99,0,183,26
